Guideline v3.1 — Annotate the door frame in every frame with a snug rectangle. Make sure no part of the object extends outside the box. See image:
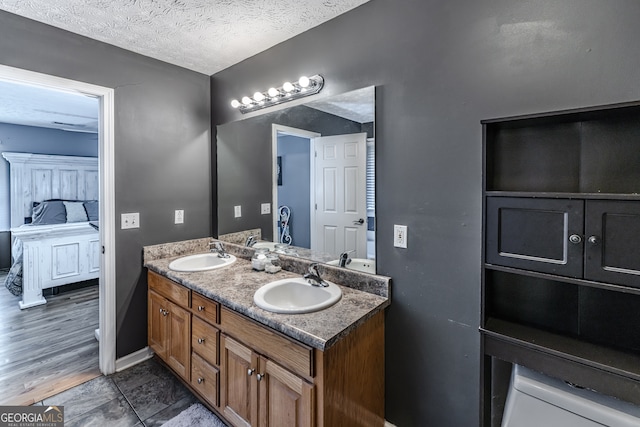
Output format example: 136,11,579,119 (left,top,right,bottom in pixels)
0,64,116,374
271,124,320,244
